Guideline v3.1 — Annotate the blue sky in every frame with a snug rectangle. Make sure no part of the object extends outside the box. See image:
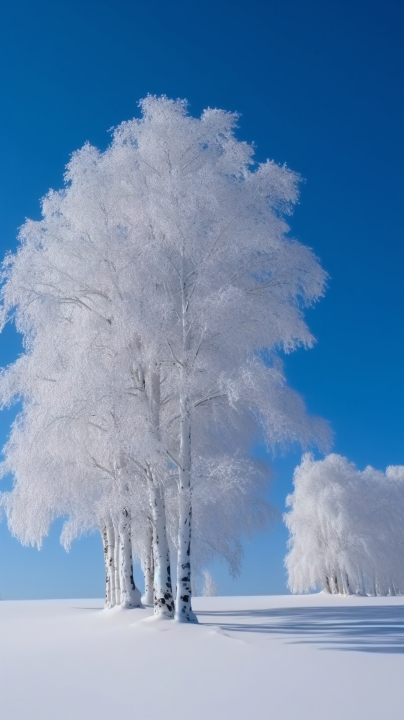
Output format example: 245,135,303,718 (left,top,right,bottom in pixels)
0,0,402,599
